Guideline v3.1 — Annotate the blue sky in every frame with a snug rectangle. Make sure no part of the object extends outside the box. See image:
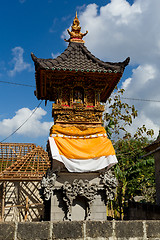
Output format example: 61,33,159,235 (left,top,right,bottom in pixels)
0,0,159,148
